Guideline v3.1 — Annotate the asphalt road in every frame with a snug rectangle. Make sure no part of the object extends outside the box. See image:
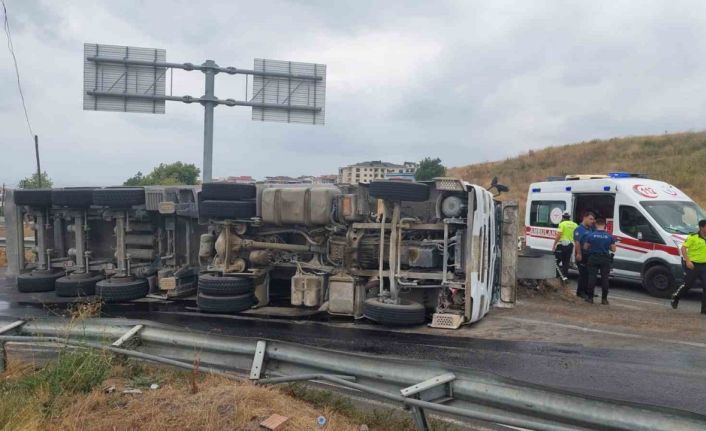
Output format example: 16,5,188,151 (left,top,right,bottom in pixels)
1,272,705,417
